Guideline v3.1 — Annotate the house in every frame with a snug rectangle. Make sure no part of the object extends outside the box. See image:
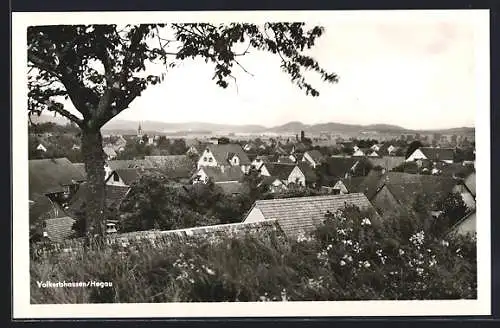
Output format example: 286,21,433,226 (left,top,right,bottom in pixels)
67,182,131,234
258,176,288,193
352,148,365,157
367,150,380,158
105,168,156,187
317,157,363,186
192,166,244,184
258,163,306,186
331,177,367,195
104,159,155,179
297,162,318,188
406,147,455,164
243,143,255,152
36,143,47,152
71,144,81,151
446,211,476,237
242,193,376,238
29,158,87,207
29,193,75,242
370,144,382,151
103,145,117,160
251,155,276,170
197,144,251,173
370,172,476,216
302,150,324,168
